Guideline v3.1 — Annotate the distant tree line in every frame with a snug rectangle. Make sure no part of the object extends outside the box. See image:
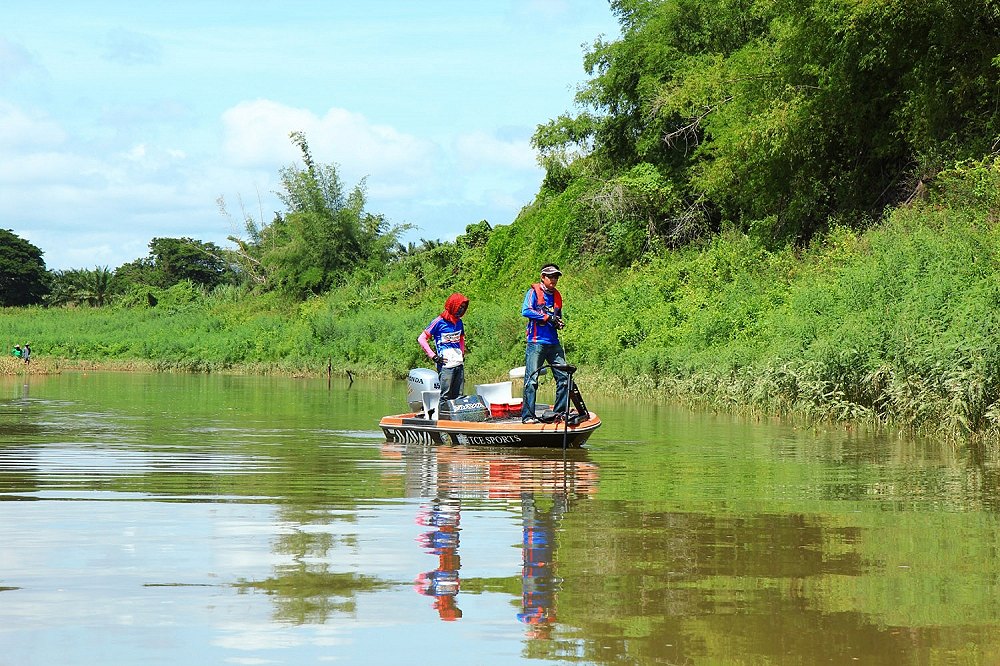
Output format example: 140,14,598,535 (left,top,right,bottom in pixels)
0,132,417,308
0,233,235,308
